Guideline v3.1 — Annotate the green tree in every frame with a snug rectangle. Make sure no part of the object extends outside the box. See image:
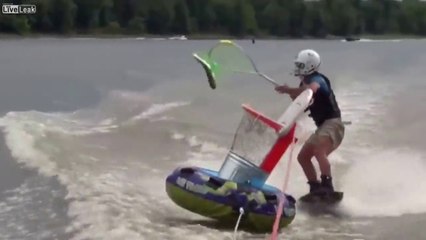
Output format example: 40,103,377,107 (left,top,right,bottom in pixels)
304,2,326,37
127,17,145,33
0,16,30,34
73,0,113,30
172,0,191,34
112,0,138,27
398,0,426,35
231,0,258,36
261,0,289,36
49,0,77,33
212,0,233,33
322,0,357,36
145,0,174,34
282,0,306,37
25,0,52,32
